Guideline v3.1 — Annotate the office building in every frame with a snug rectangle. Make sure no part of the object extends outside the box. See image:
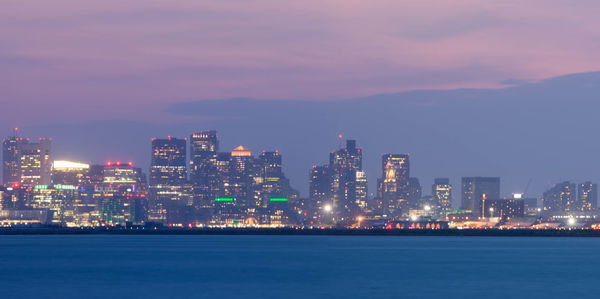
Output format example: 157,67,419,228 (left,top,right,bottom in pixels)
542,181,576,214
432,178,452,210
51,160,90,186
2,128,26,186
378,154,410,218
19,138,52,187
149,137,190,224
461,177,500,216
481,198,525,218
189,131,218,203
577,181,597,212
